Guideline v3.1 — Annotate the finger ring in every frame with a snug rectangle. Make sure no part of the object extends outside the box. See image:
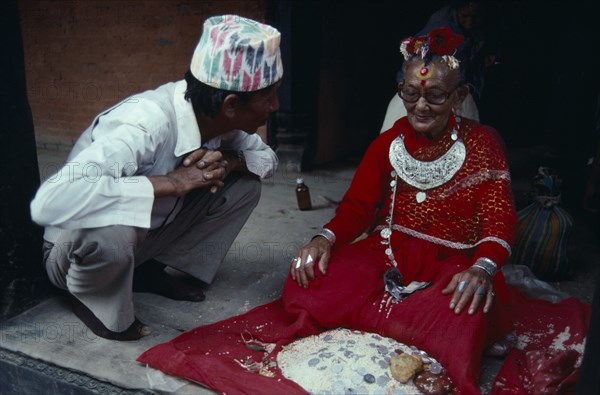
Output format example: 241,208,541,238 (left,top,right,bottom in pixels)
306,255,314,265
457,281,467,293
476,285,486,296
294,257,302,269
